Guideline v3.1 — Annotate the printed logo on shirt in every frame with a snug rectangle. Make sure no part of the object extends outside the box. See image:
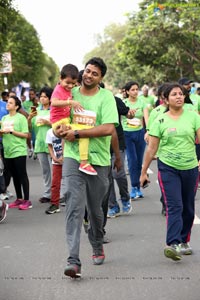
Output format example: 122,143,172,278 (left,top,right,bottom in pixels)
52,139,63,159
2,120,14,131
167,128,177,135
